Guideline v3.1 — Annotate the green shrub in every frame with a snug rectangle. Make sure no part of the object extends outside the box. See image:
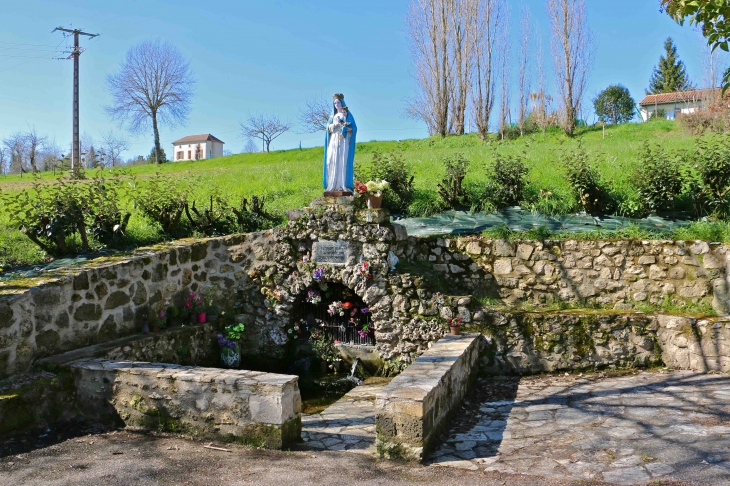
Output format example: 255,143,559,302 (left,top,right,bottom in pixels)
1,169,132,254
634,143,683,213
685,136,730,217
185,195,235,236
437,153,470,209
134,173,189,234
86,171,132,246
231,195,281,233
359,150,415,213
483,152,528,208
560,144,614,214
